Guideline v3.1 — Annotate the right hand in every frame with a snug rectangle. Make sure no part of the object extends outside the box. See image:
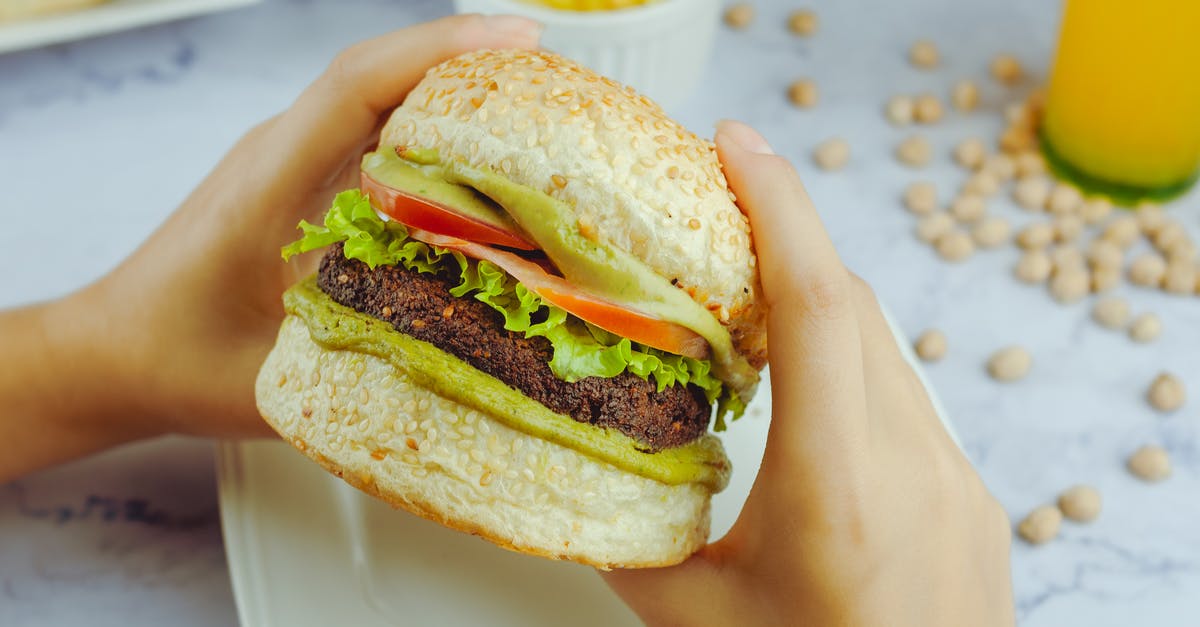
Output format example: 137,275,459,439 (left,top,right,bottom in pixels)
601,120,1015,626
